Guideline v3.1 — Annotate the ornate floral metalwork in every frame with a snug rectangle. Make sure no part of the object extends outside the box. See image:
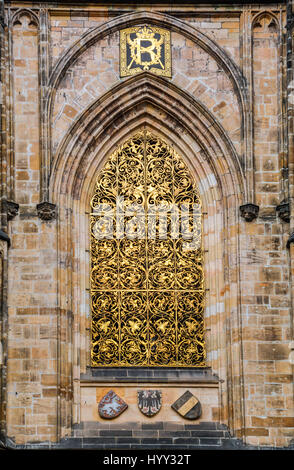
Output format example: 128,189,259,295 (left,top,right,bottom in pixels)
90,130,205,367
